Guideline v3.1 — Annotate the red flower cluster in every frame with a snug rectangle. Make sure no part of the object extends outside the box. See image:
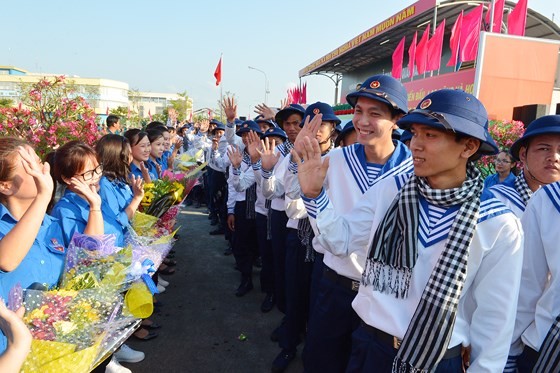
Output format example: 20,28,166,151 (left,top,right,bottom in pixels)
0,76,100,158
477,119,526,177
